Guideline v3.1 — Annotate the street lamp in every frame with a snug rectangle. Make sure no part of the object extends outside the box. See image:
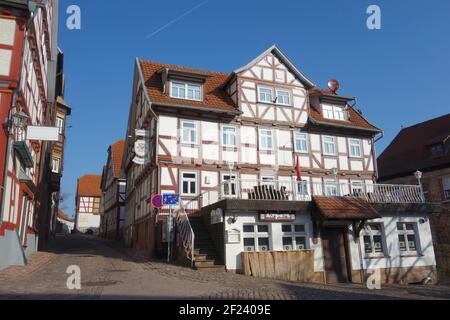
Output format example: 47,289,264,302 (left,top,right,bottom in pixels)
331,167,339,196
414,170,425,202
414,170,423,184
11,110,30,129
